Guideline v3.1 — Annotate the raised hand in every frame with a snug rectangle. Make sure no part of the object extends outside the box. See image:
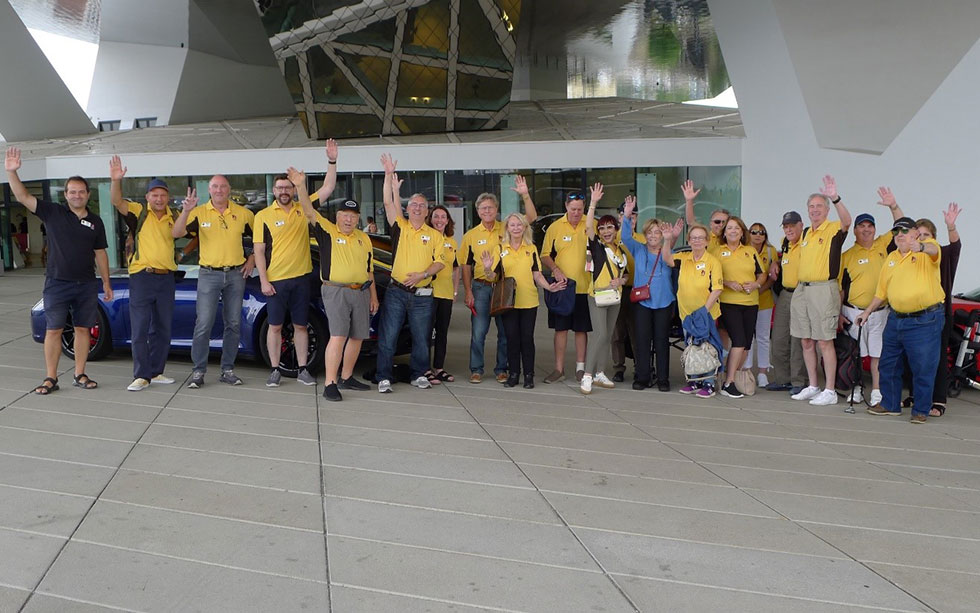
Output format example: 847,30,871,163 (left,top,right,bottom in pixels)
589,182,604,206
380,153,397,174
511,175,529,197
876,186,897,209
392,172,404,193
623,195,637,218
820,175,839,200
109,155,127,181
671,217,684,237
182,187,198,212
659,221,674,243
943,202,962,227
4,147,21,173
681,179,700,201
286,166,306,187
325,138,338,163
